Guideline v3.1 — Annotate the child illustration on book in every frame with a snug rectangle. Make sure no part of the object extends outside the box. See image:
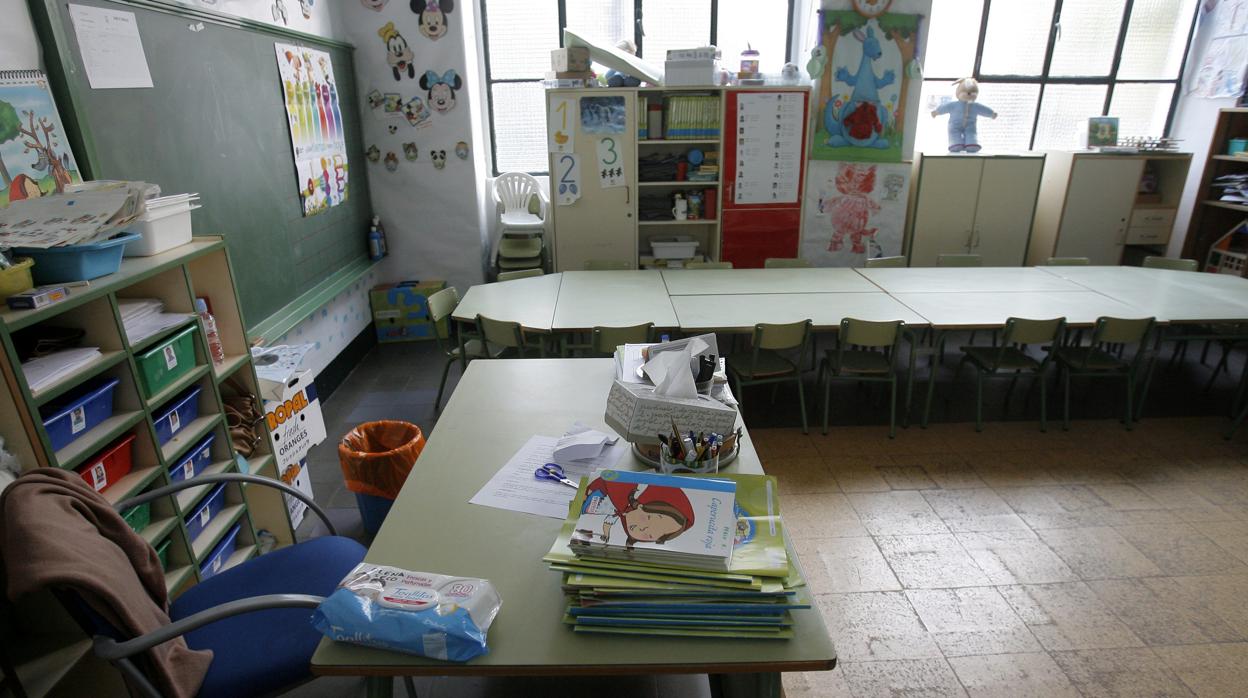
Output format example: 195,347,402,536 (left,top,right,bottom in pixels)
575,475,695,549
